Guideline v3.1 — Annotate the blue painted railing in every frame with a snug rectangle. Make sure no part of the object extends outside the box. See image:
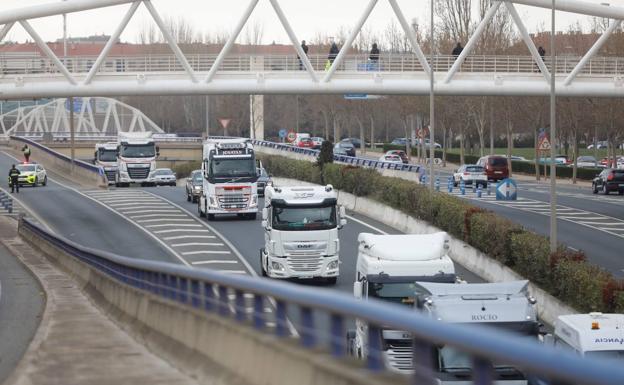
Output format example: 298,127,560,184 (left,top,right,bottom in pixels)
20,217,624,385
250,139,422,174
